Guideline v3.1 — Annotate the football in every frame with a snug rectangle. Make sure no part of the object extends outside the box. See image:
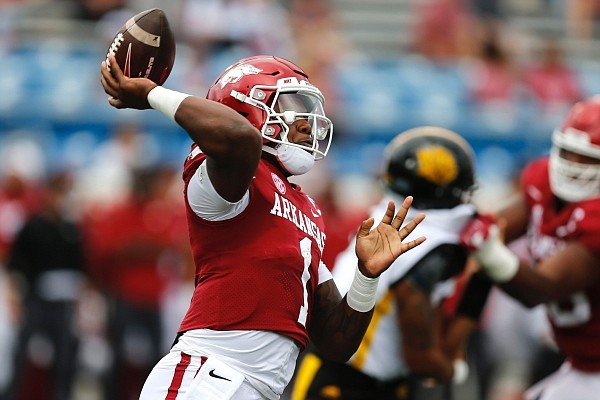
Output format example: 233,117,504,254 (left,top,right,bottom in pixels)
105,8,176,85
